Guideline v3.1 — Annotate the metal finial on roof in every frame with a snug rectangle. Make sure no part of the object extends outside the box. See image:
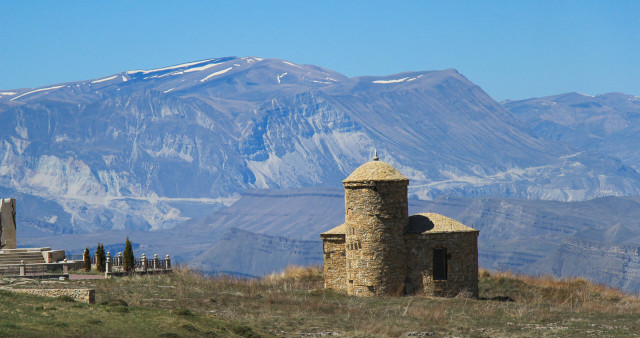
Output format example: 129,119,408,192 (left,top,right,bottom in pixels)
373,149,379,161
